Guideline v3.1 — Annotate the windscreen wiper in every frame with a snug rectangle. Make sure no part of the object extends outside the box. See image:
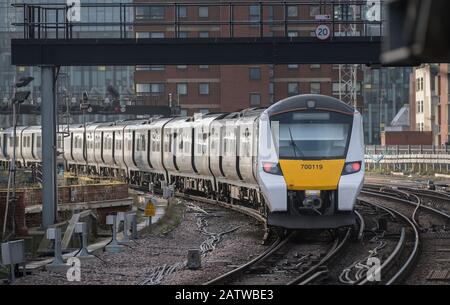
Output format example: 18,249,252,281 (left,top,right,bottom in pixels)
288,127,303,157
